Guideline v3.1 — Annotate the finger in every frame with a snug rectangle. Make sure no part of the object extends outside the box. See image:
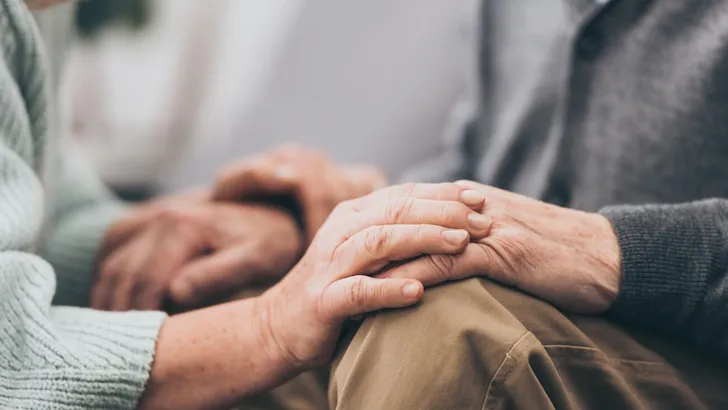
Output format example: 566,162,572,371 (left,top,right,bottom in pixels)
273,151,381,243
109,229,161,311
110,279,135,312
277,156,339,243
100,195,211,260
375,244,498,287
300,169,340,243
132,283,164,311
356,182,486,210
131,227,200,310
91,252,121,310
213,157,299,201
332,197,492,241
133,219,205,310
92,231,151,311
322,276,423,319
333,225,471,279
455,180,519,208
454,180,483,191
169,245,261,307
99,205,163,259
